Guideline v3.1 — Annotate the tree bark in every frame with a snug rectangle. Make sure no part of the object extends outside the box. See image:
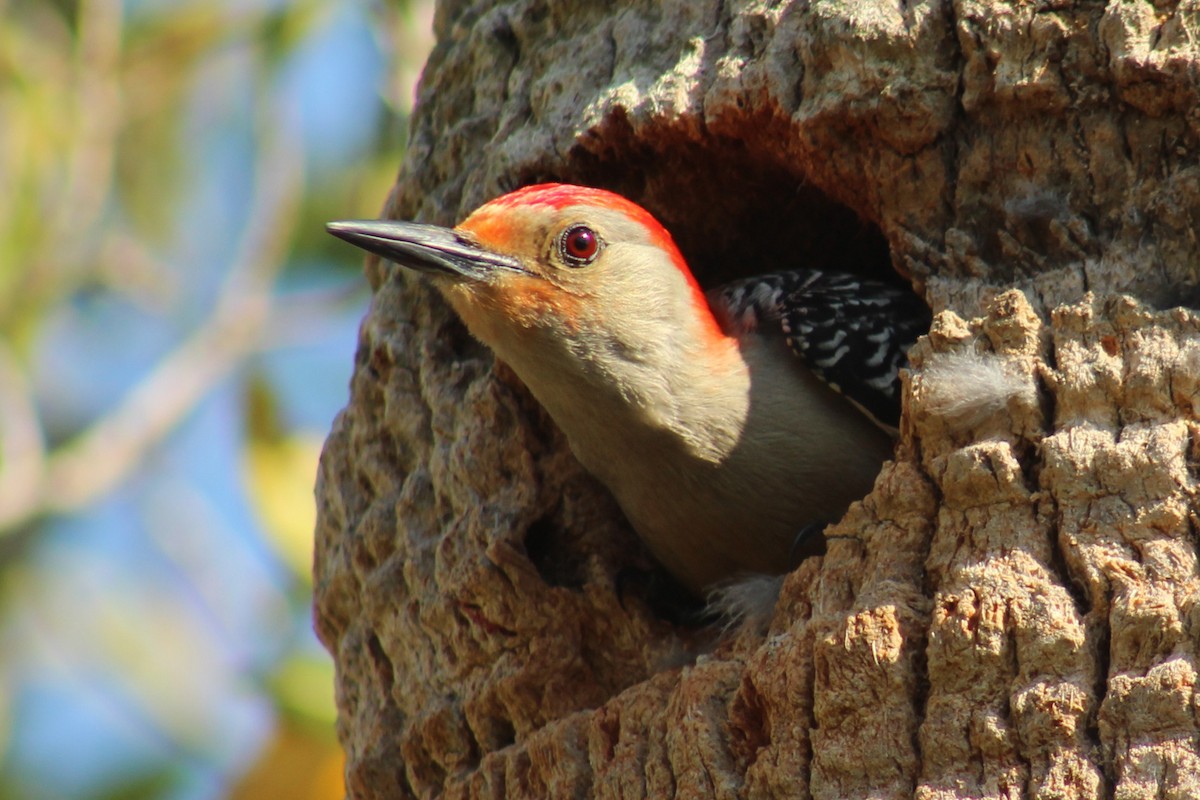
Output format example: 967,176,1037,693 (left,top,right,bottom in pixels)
314,1,1200,797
